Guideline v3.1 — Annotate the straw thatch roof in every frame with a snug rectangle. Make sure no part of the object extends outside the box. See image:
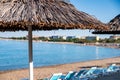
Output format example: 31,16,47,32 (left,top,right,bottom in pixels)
92,14,120,34
0,0,109,31
109,14,120,31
